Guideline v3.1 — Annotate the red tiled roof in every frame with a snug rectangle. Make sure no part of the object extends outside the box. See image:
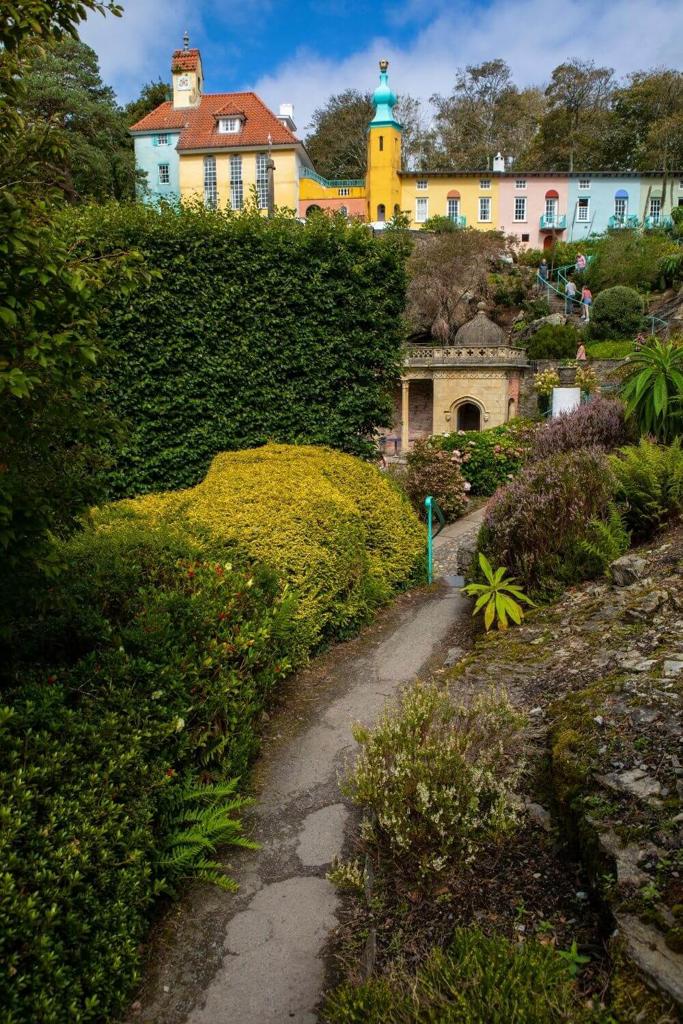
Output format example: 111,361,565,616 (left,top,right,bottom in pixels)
129,93,299,150
172,48,201,71
214,102,245,118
